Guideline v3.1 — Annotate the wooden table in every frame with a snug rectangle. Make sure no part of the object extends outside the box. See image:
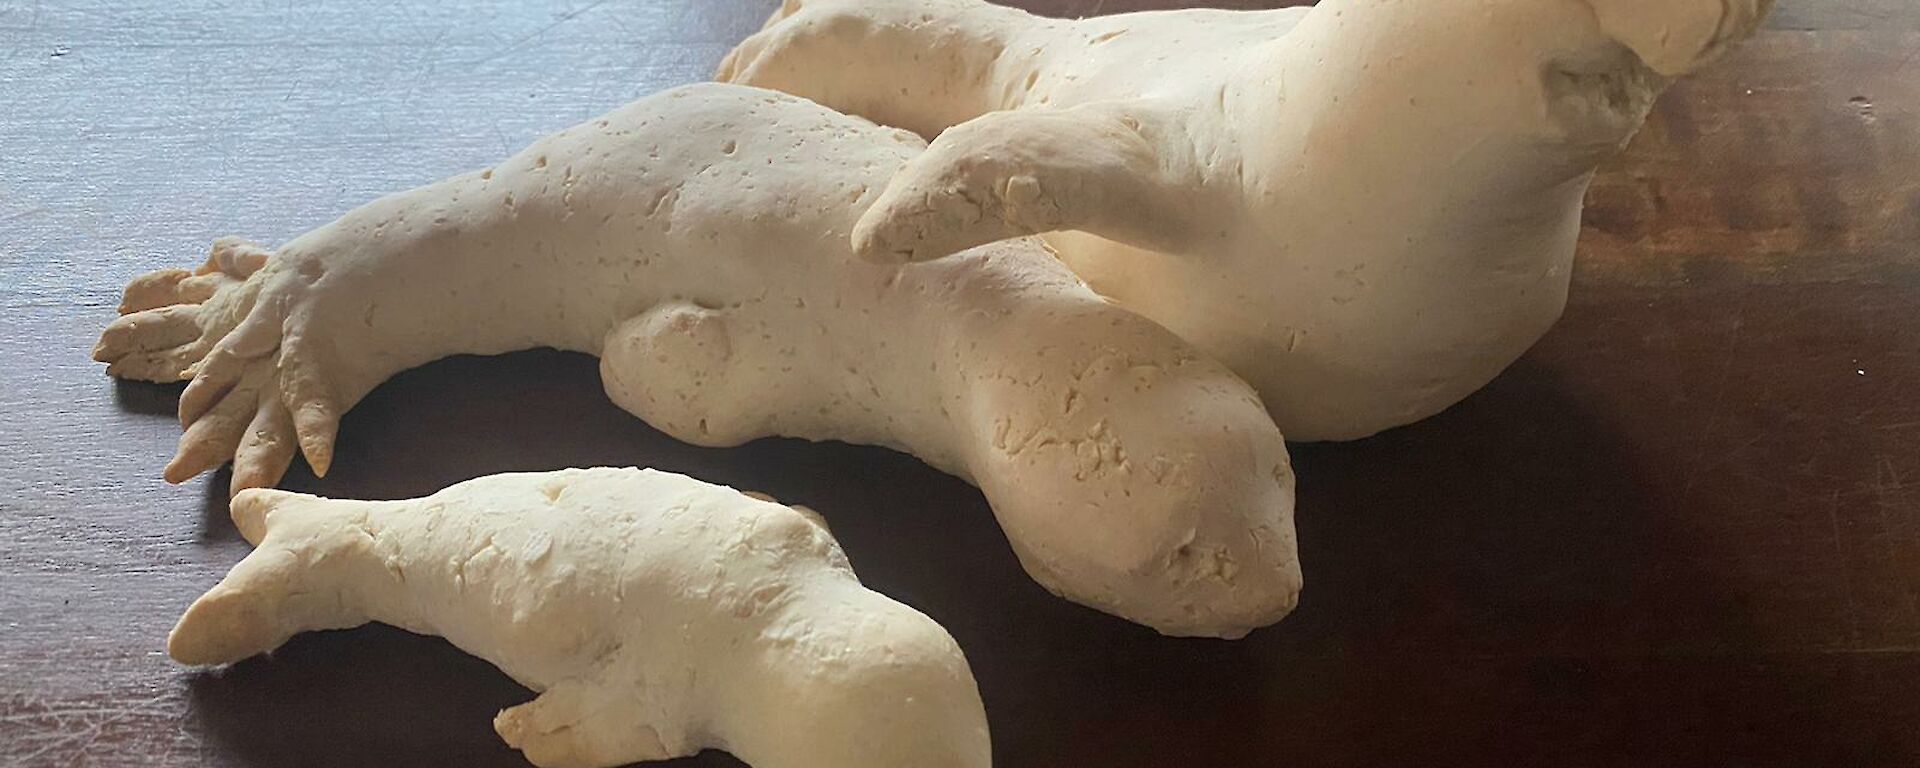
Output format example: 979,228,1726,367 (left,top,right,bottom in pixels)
3,1,1916,765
